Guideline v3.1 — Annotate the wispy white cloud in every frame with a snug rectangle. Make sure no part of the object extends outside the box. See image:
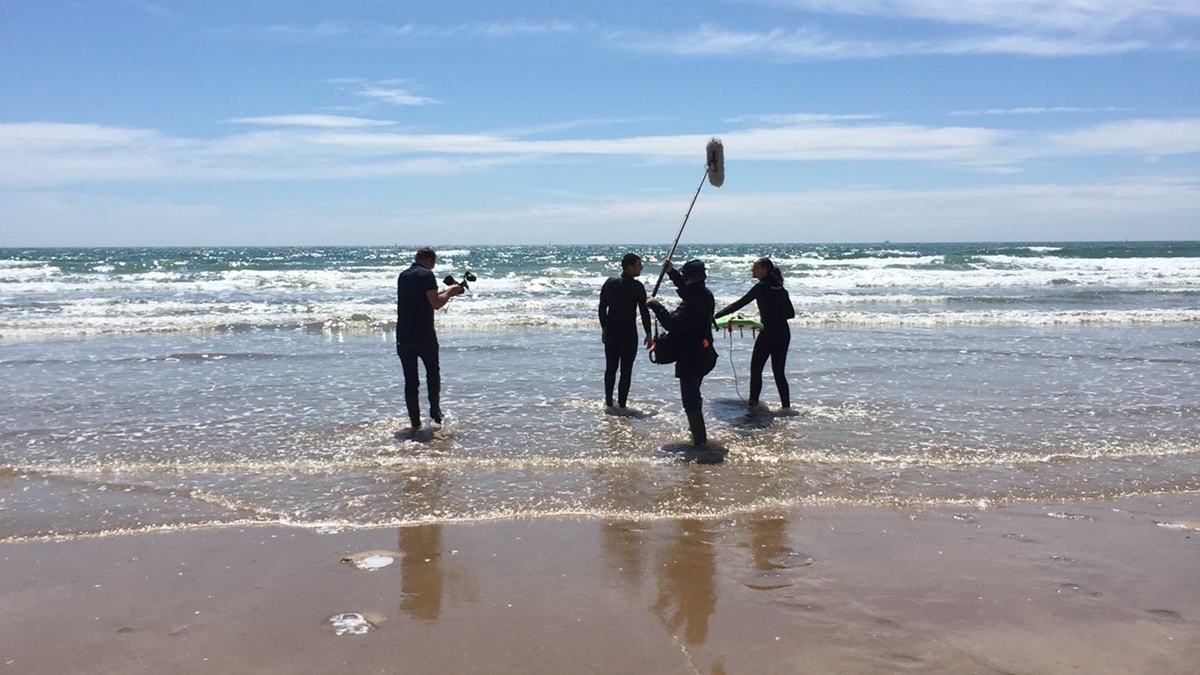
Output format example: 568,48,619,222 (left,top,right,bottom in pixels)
8,176,1196,245
724,123,1011,165
632,24,1165,59
637,25,878,60
1044,119,1200,156
463,20,575,38
242,6,1195,59
732,113,883,125
0,122,161,148
326,78,440,107
455,178,1200,244
929,33,1149,56
494,117,669,137
951,106,1135,116
629,1,1199,59
228,115,396,128
264,21,352,38
761,0,1200,33
257,20,575,42
356,85,439,107
2,117,1197,186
